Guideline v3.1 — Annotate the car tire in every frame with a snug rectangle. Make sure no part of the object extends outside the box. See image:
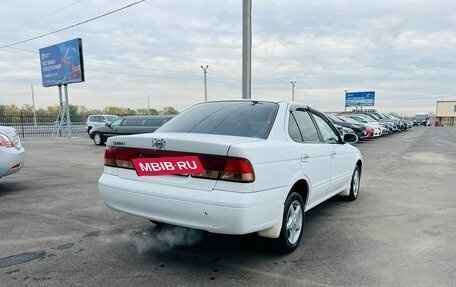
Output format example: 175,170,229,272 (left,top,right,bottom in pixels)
347,166,361,201
149,220,166,228
276,191,304,253
93,132,104,146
